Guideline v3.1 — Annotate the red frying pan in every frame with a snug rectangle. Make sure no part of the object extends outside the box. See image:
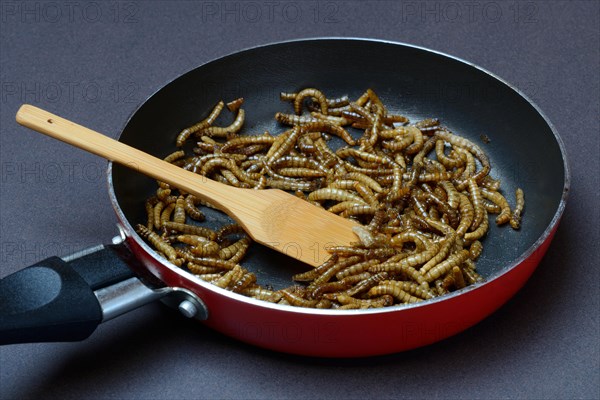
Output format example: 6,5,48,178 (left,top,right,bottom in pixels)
0,38,569,357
